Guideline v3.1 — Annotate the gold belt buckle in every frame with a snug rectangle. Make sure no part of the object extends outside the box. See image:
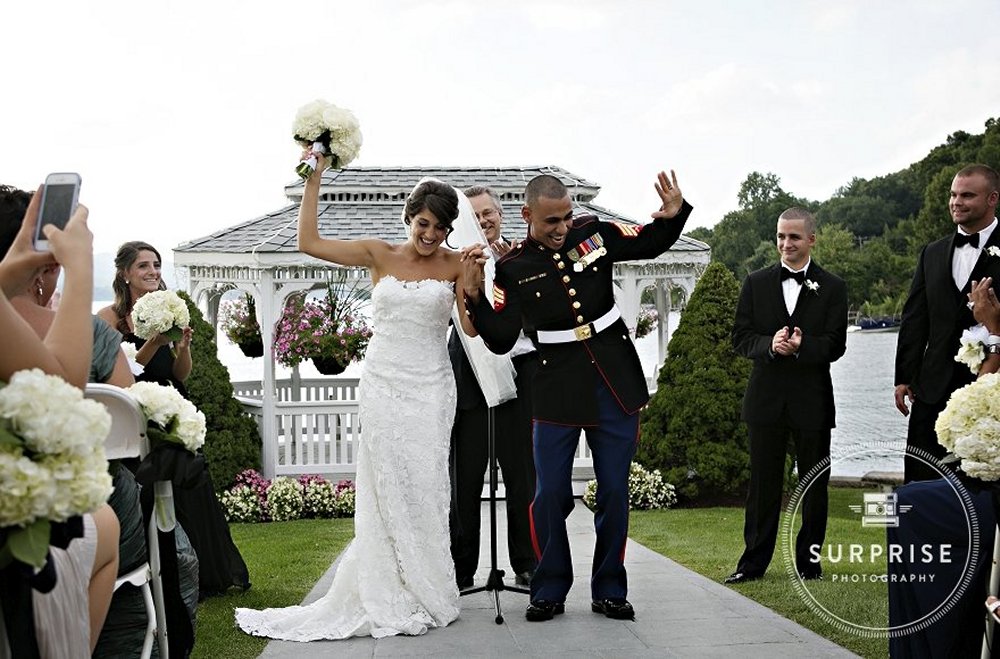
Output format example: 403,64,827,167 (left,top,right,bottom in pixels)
573,323,593,341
